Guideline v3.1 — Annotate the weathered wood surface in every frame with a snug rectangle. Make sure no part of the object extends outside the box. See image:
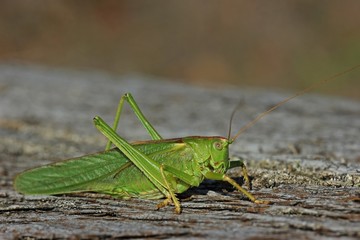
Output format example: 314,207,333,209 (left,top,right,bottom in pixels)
0,64,359,239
